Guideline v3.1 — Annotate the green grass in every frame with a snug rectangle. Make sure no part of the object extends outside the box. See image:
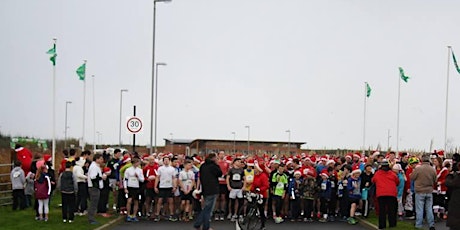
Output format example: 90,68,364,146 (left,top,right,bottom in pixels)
364,211,415,230
0,193,119,230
